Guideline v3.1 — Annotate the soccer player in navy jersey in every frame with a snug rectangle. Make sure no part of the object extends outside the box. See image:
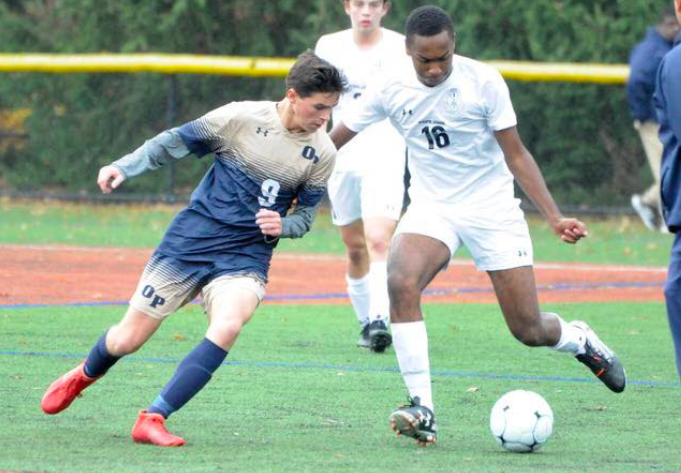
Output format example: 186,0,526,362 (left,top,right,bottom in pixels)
40,50,346,447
